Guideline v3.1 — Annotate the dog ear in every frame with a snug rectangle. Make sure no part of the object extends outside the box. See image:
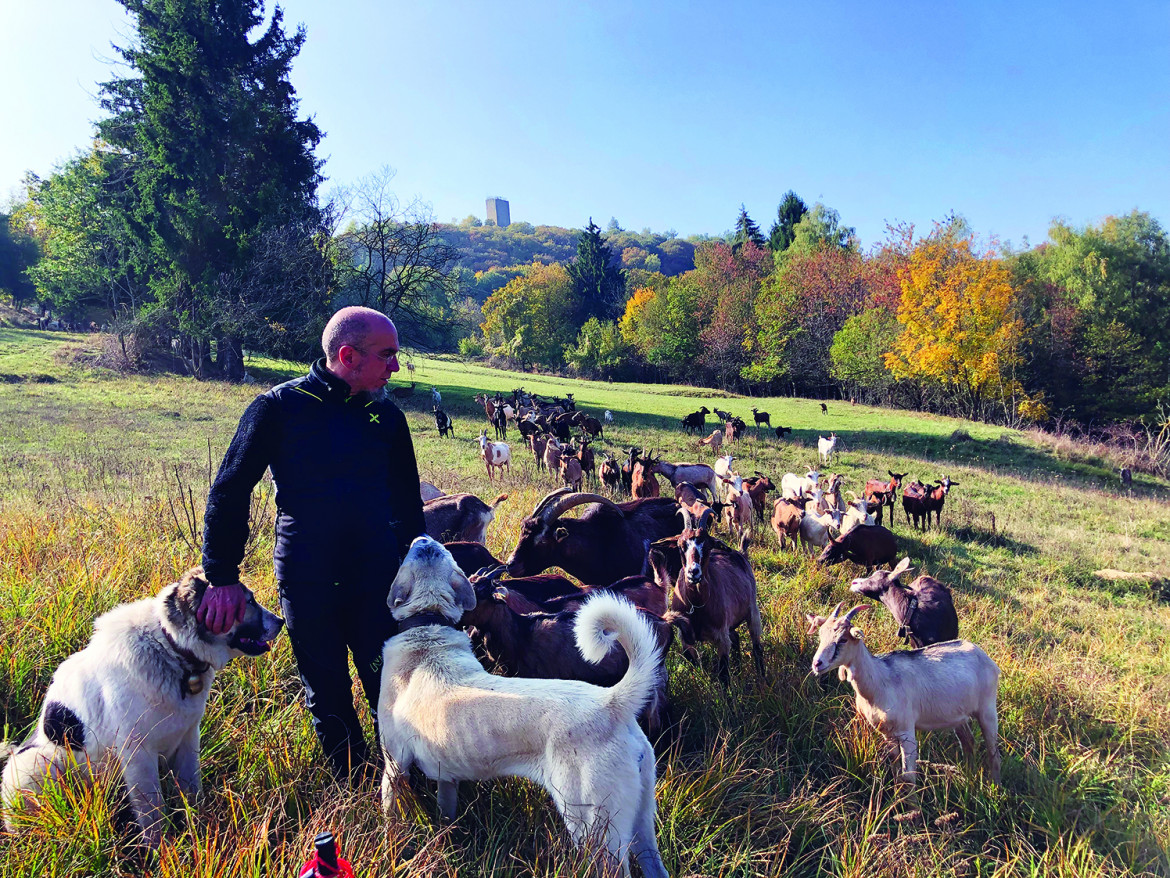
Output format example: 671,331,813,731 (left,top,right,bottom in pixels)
450,569,477,612
178,566,211,609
